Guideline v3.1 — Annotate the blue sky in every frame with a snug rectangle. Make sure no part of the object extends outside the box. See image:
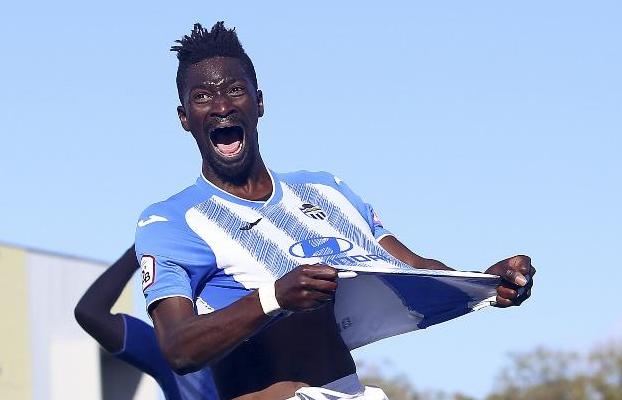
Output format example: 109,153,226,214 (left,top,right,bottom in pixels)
1,1,621,397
